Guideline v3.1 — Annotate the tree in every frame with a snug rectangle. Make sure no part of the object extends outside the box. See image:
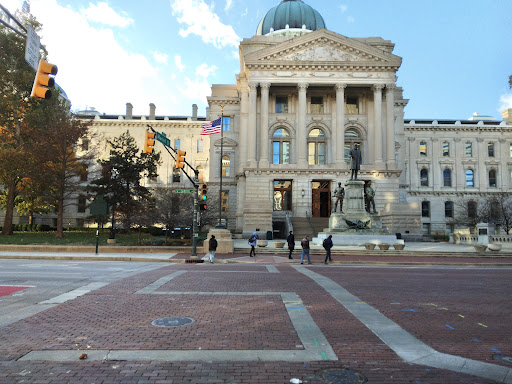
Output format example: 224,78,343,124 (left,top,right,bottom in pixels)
509,75,512,89
89,131,161,237
487,193,512,235
153,187,193,245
